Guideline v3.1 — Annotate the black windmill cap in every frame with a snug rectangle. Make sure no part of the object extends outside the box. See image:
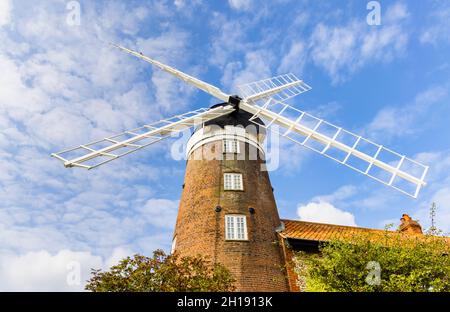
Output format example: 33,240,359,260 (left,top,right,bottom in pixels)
196,102,265,133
